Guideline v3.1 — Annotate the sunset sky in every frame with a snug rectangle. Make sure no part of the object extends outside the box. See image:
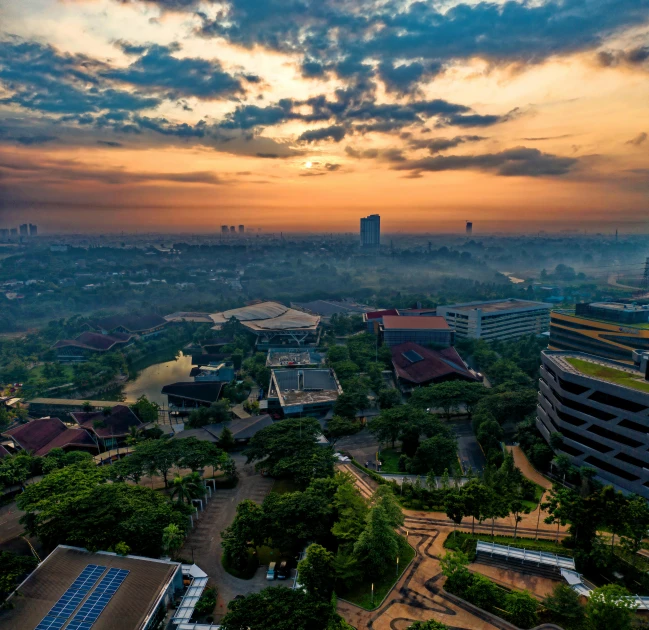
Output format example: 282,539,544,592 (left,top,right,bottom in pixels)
1,0,649,233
